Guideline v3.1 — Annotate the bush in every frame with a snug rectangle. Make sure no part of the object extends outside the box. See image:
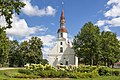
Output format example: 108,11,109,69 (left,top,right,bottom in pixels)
38,70,51,78
77,65,97,73
96,66,112,76
112,70,120,76
13,74,40,78
68,72,80,78
91,70,99,78
18,69,32,75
